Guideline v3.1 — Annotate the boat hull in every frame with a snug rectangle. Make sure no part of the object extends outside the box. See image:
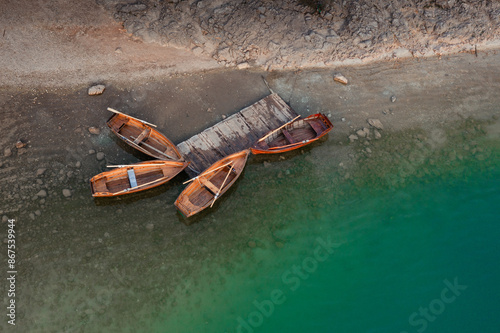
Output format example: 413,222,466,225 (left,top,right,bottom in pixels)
107,113,184,161
175,150,250,217
250,113,333,154
90,160,189,197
